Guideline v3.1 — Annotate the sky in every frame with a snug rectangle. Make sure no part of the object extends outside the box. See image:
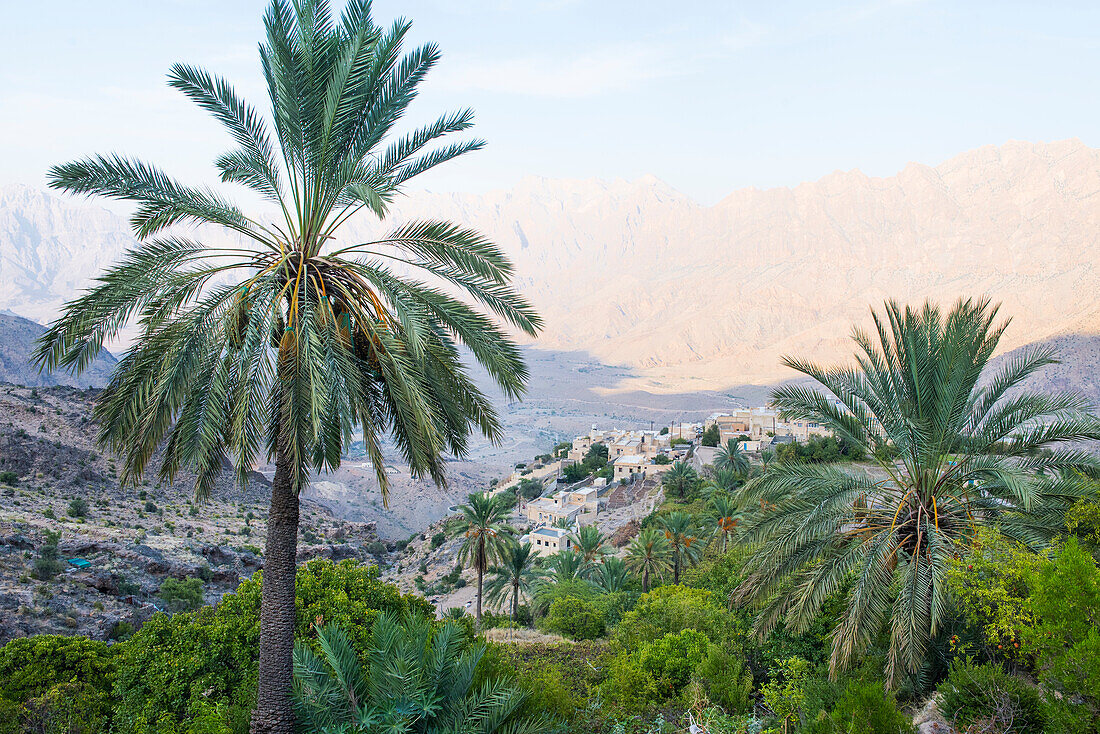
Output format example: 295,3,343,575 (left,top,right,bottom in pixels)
2,1,1099,204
